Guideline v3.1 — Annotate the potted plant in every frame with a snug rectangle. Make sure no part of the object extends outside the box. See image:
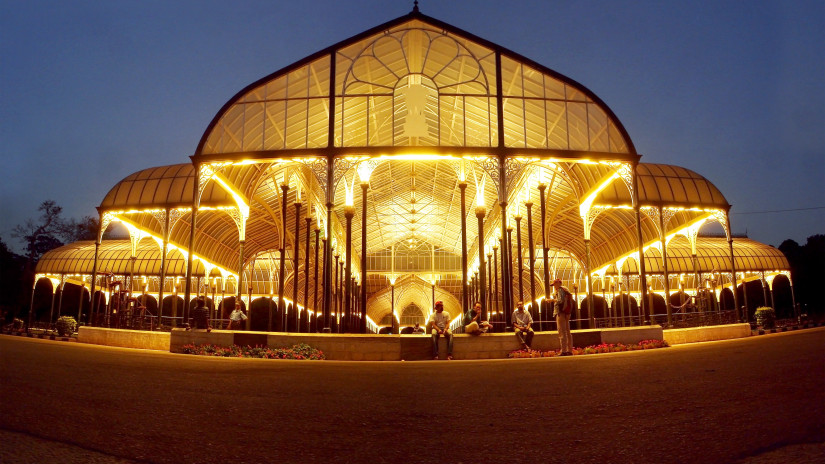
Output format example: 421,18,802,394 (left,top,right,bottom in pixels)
754,307,776,332
55,316,77,337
